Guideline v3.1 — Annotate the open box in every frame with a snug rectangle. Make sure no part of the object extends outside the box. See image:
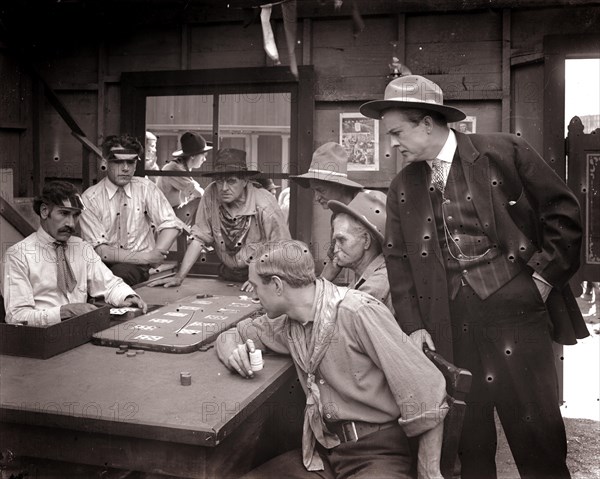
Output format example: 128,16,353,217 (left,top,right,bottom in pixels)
0,305,111,359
